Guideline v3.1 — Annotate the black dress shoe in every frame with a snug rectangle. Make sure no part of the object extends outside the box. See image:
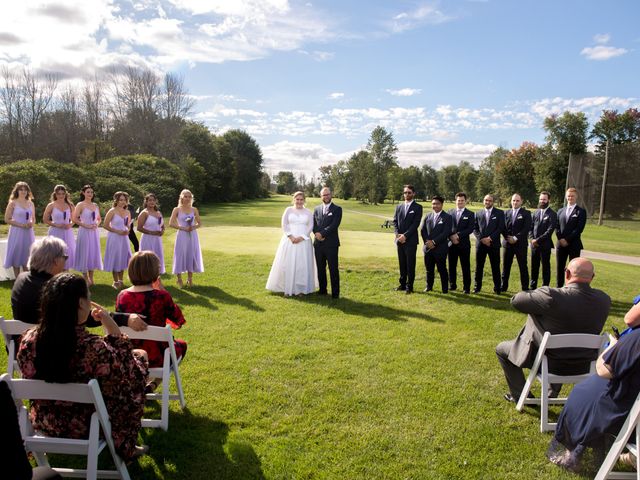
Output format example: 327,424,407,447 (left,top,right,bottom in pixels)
423,287,433,292
494,290,502,295
331,294,339,299
405,289,413,295
317,291,328,296
449,285,457,291
473,288,481,294
395,285,406,291
503,393,516,403
463,289,470,294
